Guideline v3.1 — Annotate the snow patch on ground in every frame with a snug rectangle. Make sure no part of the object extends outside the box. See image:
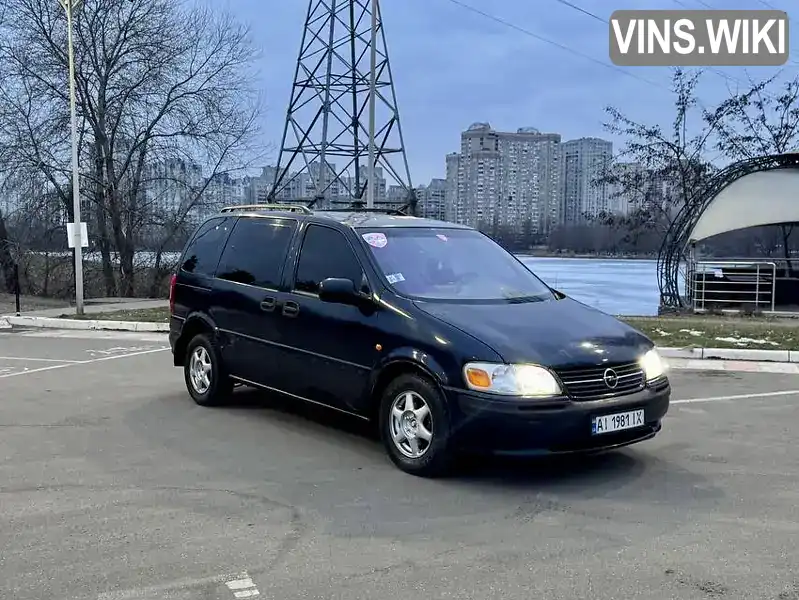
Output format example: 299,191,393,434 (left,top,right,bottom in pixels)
679,329,704,337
